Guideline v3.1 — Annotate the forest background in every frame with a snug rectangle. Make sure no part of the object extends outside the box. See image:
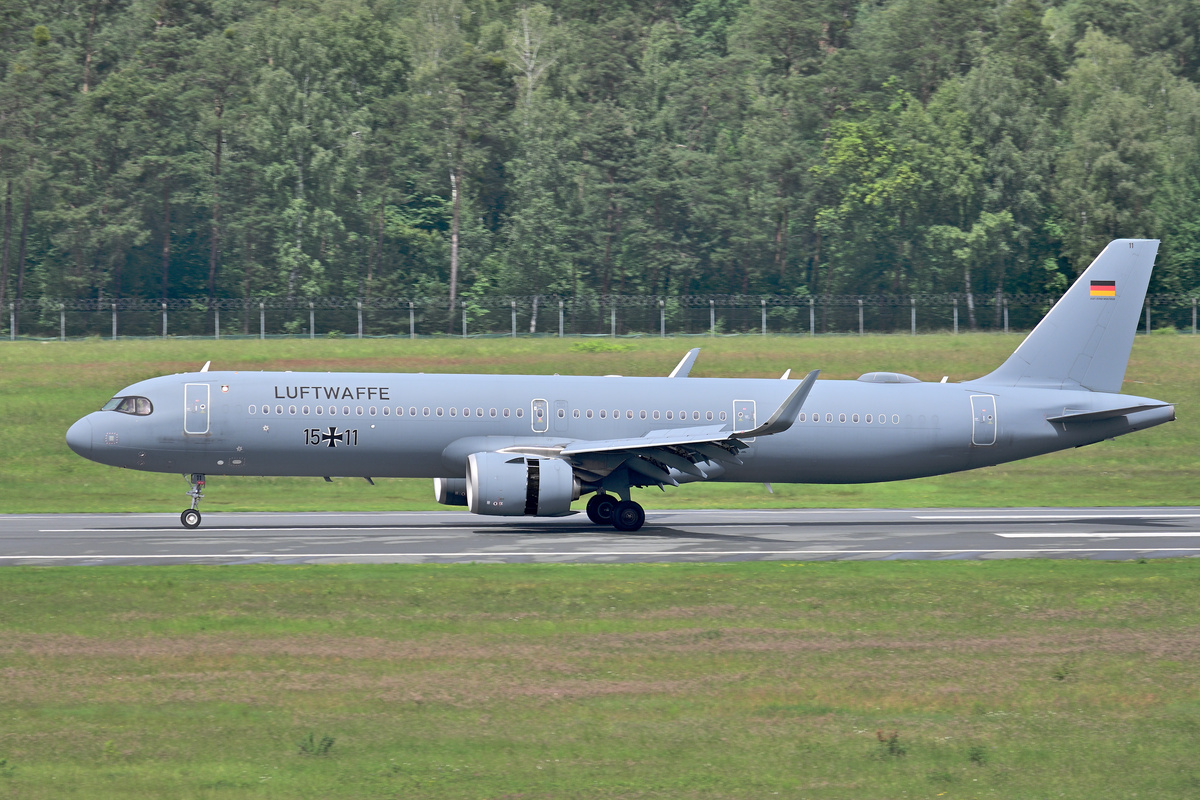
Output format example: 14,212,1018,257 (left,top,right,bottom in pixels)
2,0,1200,336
